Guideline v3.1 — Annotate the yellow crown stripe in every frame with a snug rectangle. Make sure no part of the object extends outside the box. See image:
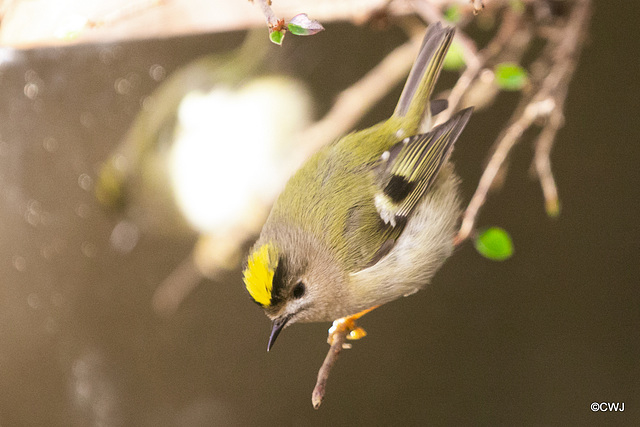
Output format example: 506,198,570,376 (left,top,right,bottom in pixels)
243,243,277,306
